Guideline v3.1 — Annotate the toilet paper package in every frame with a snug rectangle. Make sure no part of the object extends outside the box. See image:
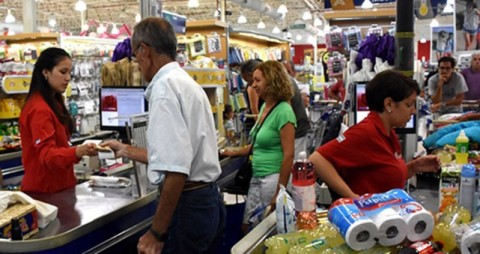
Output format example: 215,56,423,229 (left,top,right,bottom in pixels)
460,220,480,254
353,191,407,246
328,198,378,251
387,189,435,242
